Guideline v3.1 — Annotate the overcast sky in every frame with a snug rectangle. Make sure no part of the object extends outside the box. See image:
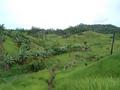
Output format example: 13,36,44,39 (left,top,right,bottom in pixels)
0,0,120,29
